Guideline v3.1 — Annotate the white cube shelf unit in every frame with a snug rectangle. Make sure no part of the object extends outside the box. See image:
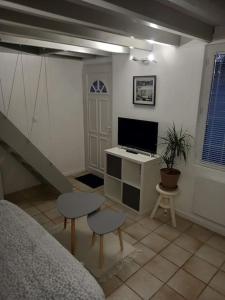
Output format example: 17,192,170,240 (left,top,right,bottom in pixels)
104,147,160,215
